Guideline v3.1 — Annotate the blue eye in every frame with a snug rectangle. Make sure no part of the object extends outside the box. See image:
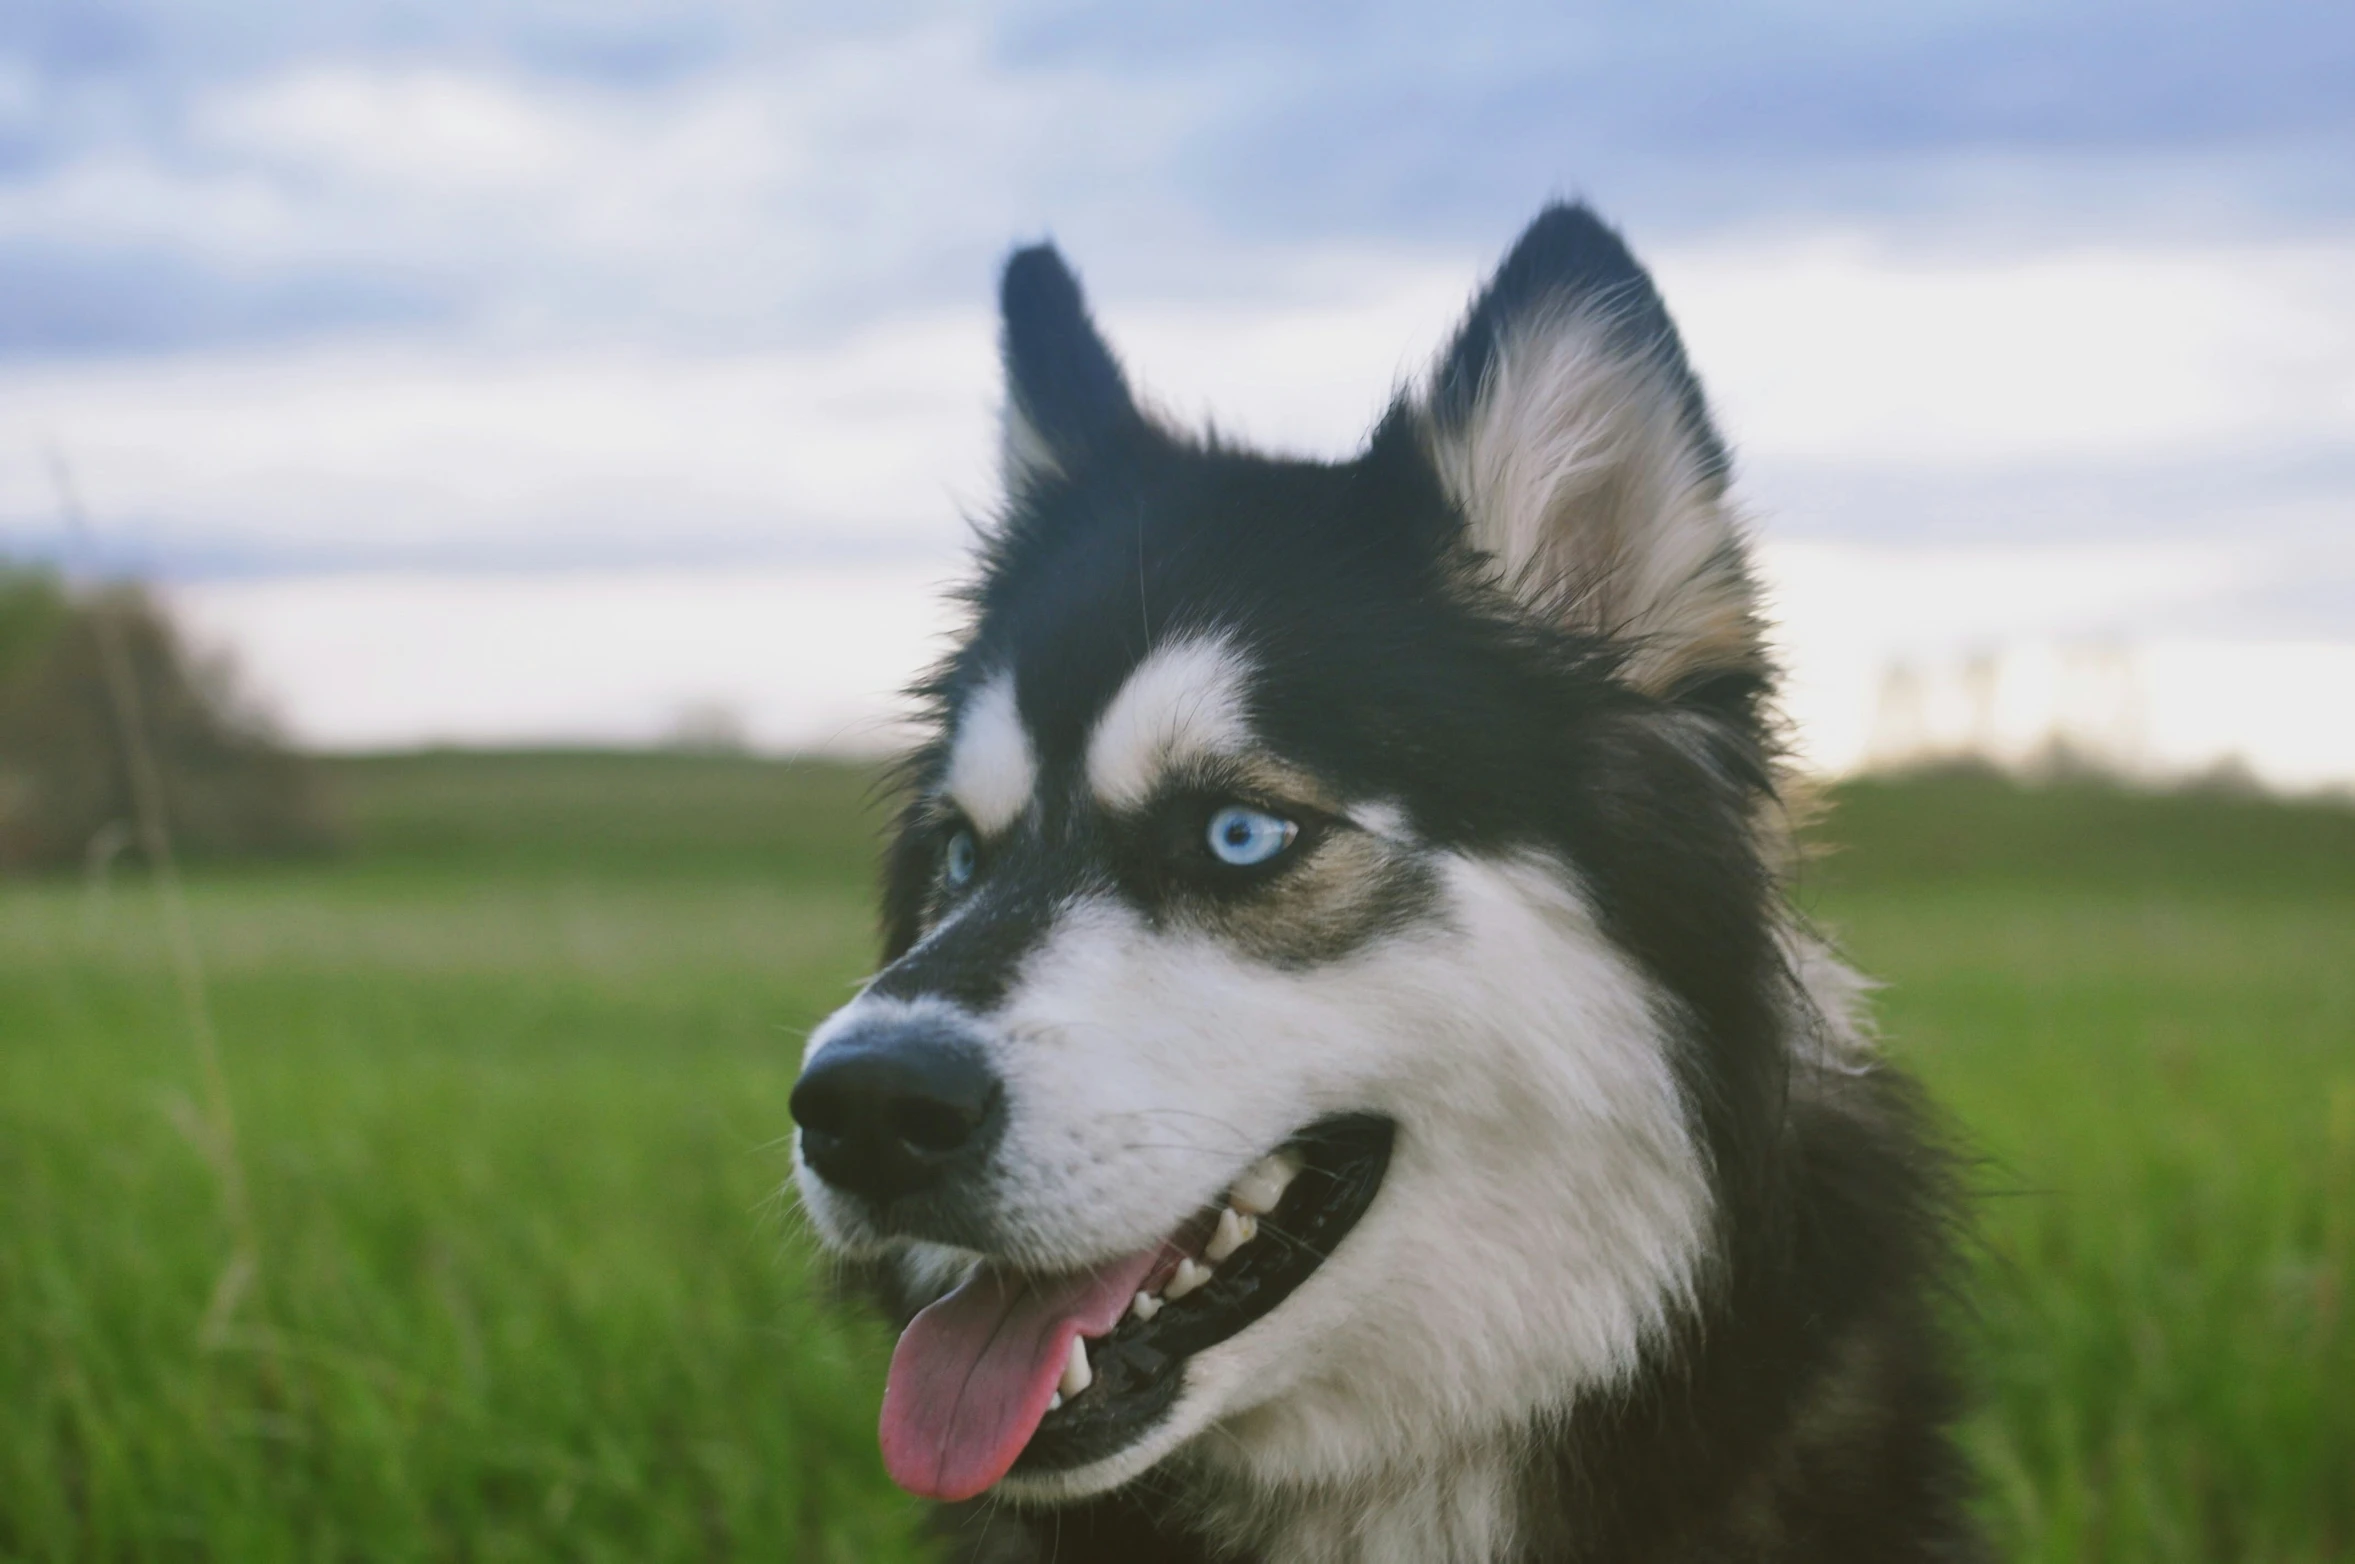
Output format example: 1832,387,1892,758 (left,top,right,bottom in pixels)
1206,806,1298,867
943,829,978,888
